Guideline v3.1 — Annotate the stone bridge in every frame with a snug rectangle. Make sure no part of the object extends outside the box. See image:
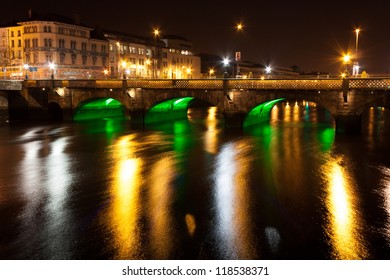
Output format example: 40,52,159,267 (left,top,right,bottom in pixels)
1,78,390,132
